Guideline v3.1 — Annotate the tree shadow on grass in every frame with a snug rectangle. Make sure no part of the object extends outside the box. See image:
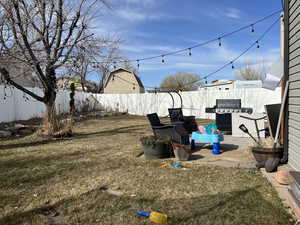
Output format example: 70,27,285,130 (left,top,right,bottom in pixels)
73,124,146,139
0,186,293,225
0,124,146,151
0,154,100,190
